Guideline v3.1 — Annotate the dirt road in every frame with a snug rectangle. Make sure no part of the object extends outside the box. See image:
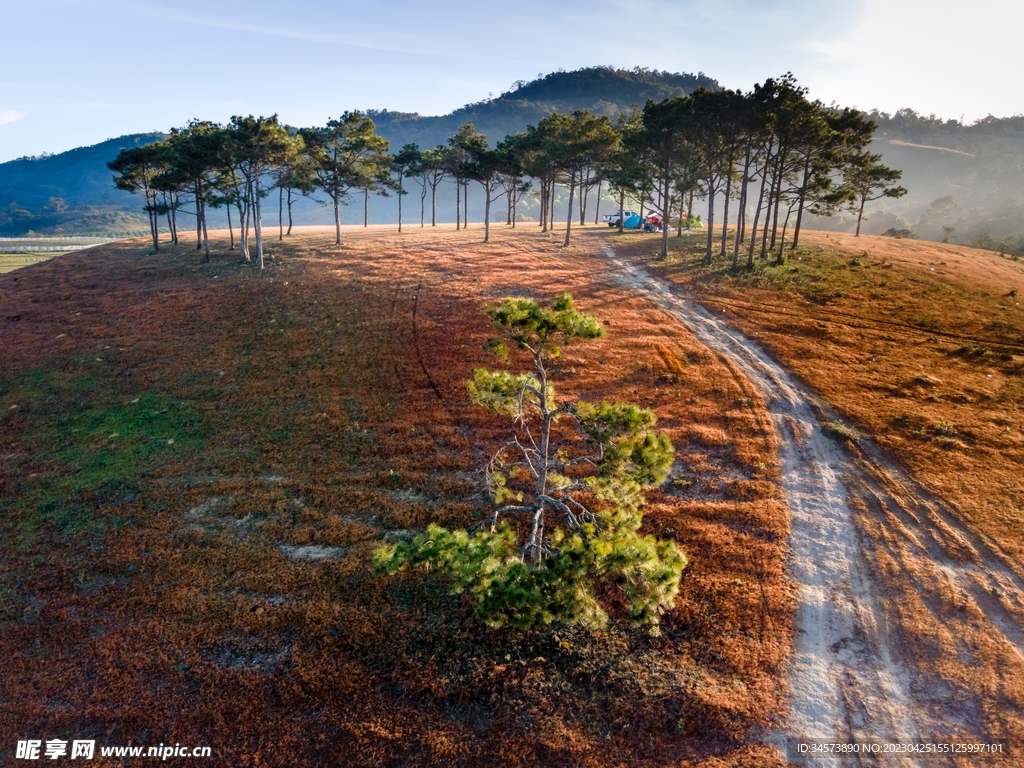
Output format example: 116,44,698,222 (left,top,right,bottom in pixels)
602,247,1024,766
